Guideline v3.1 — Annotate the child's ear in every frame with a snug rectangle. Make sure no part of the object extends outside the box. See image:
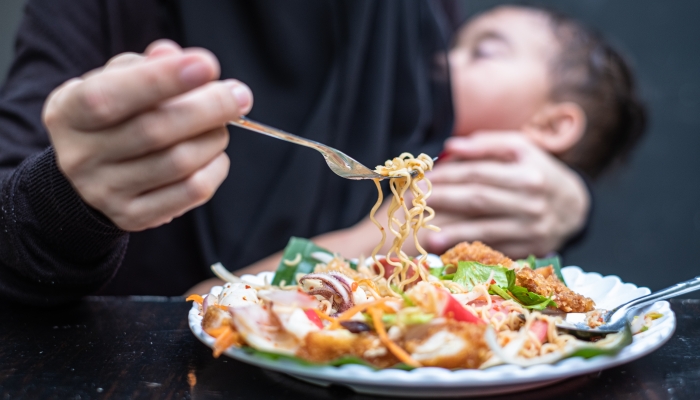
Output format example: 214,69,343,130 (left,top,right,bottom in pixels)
522,102,586,154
